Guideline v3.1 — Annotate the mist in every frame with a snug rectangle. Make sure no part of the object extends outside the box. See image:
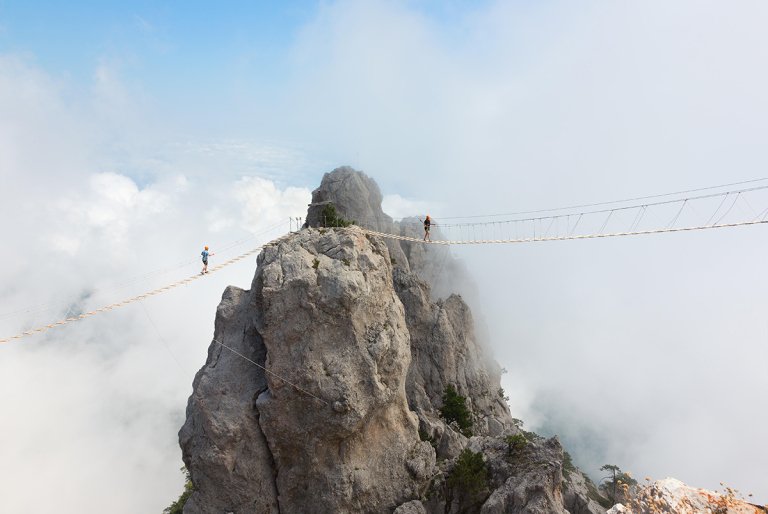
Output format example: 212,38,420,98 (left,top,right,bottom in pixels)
2,1,767,512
